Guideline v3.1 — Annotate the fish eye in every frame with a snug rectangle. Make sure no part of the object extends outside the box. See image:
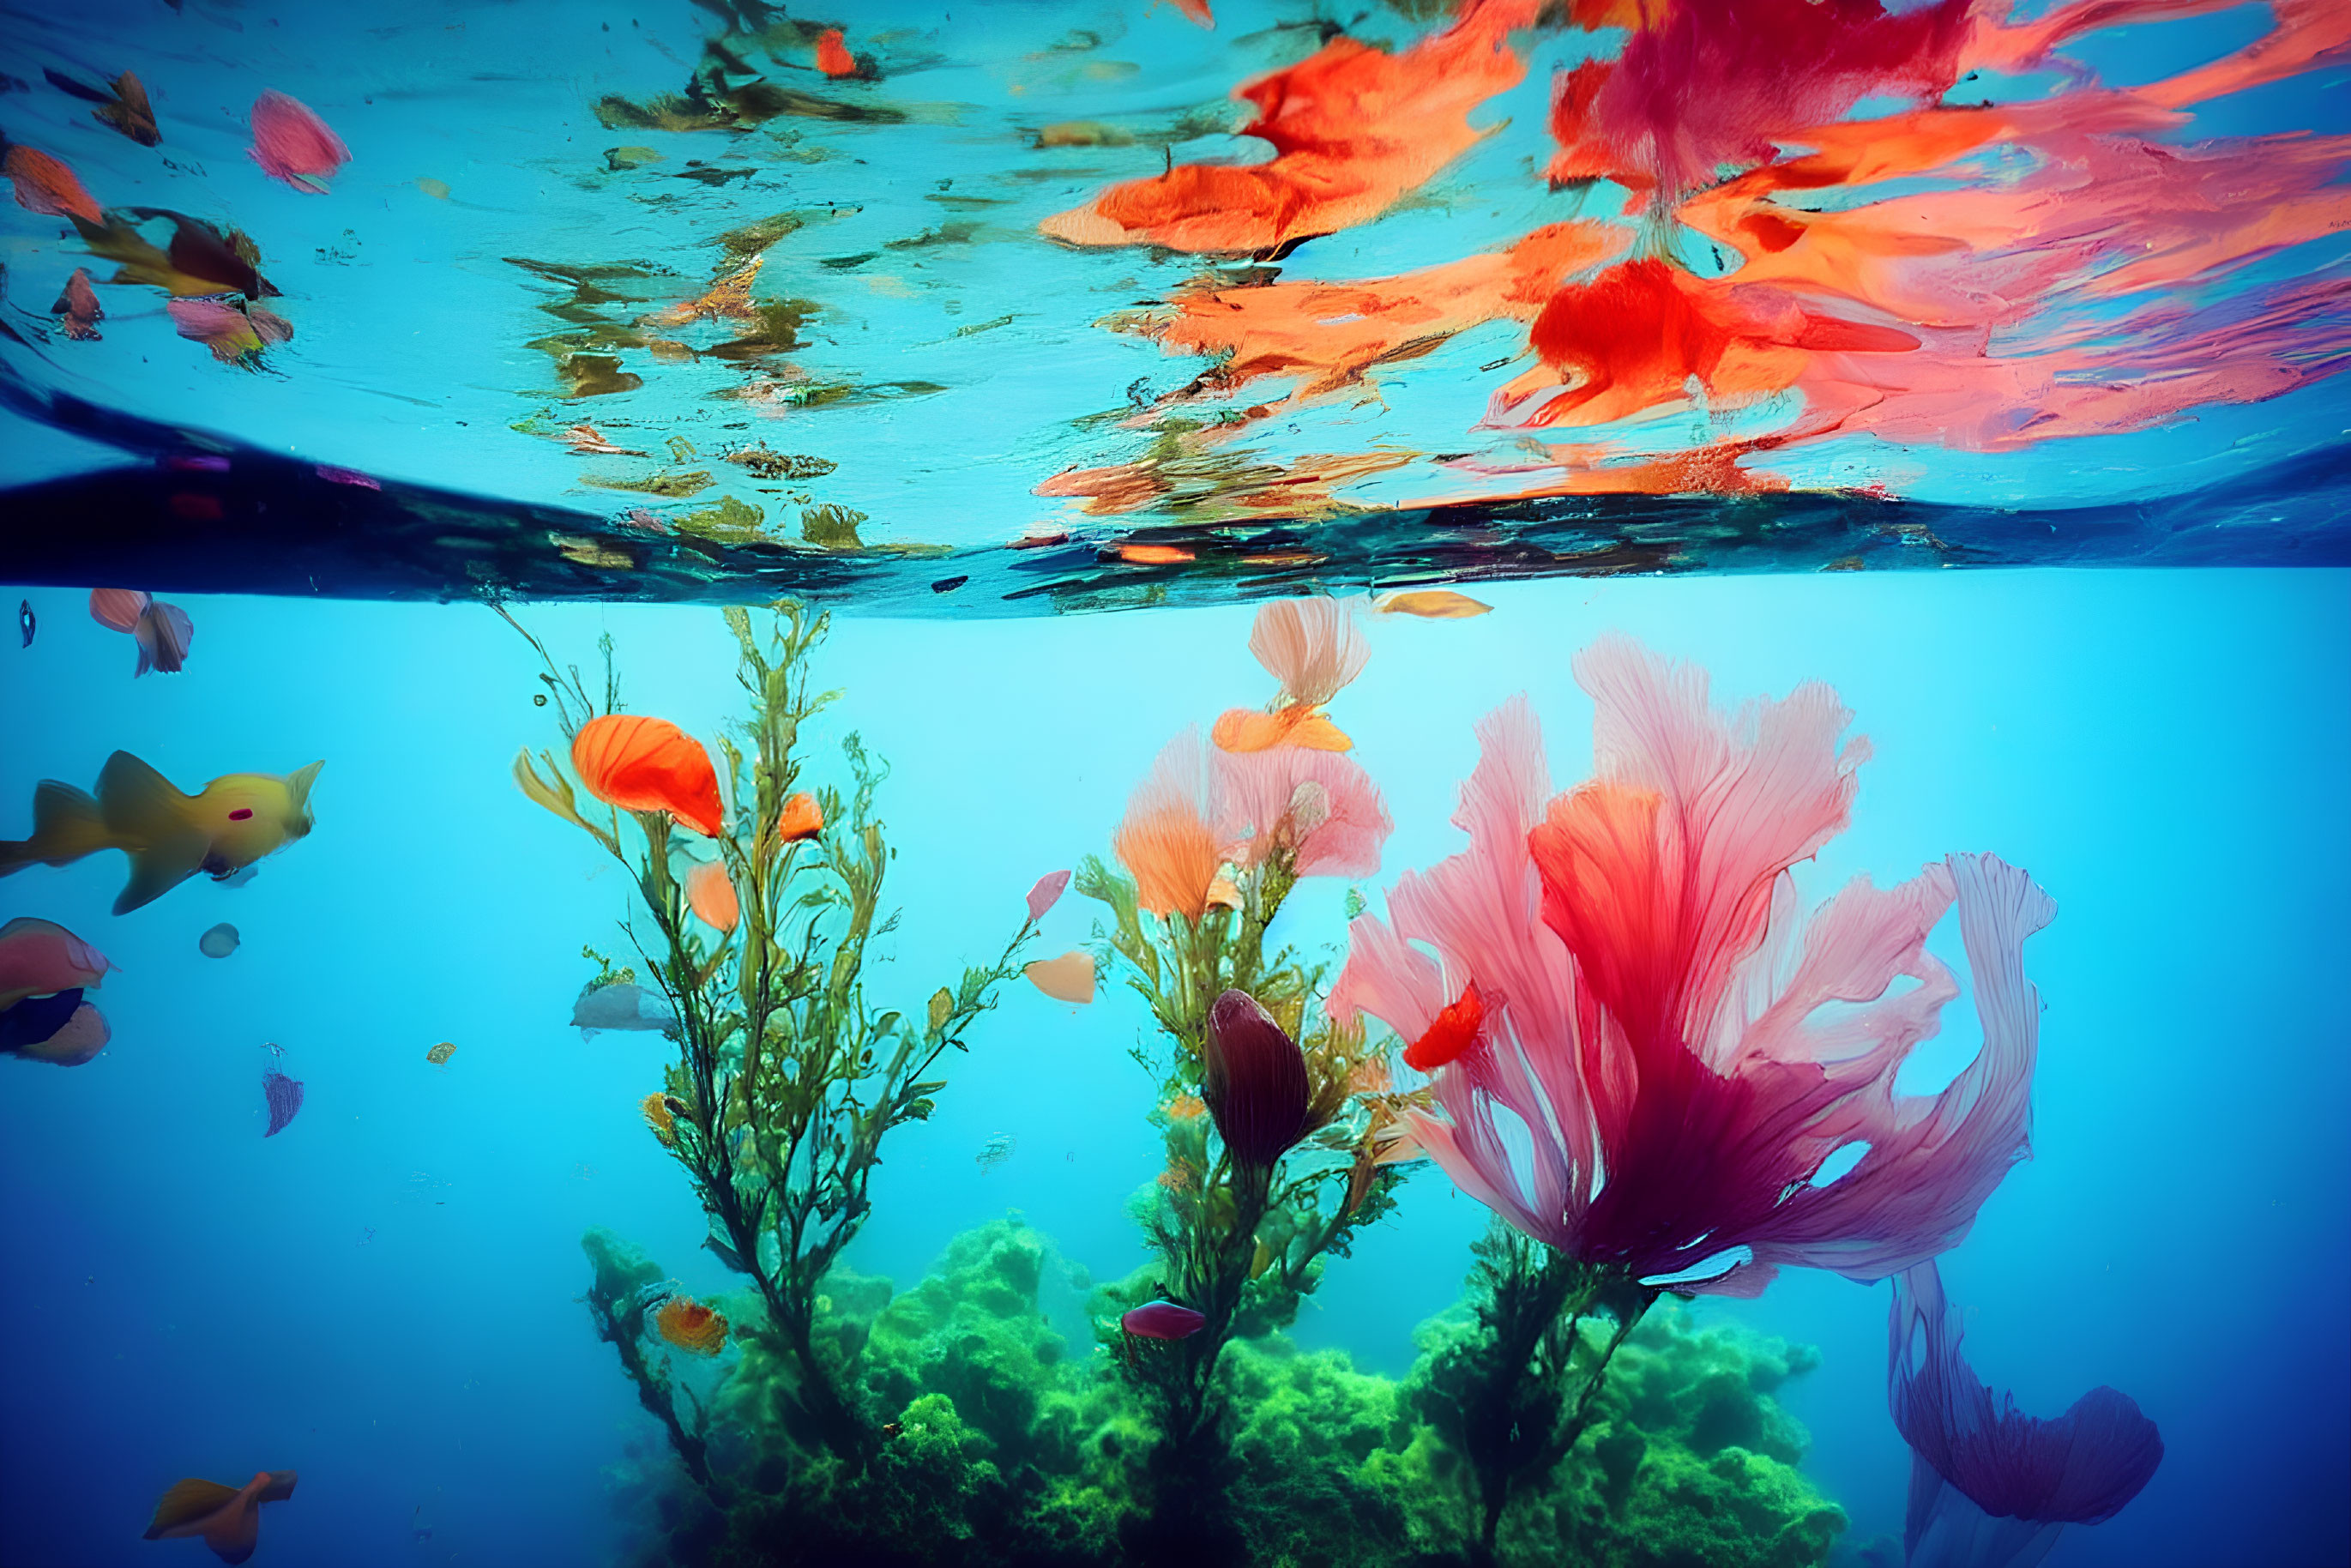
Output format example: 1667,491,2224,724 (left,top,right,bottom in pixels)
533,693,548,707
